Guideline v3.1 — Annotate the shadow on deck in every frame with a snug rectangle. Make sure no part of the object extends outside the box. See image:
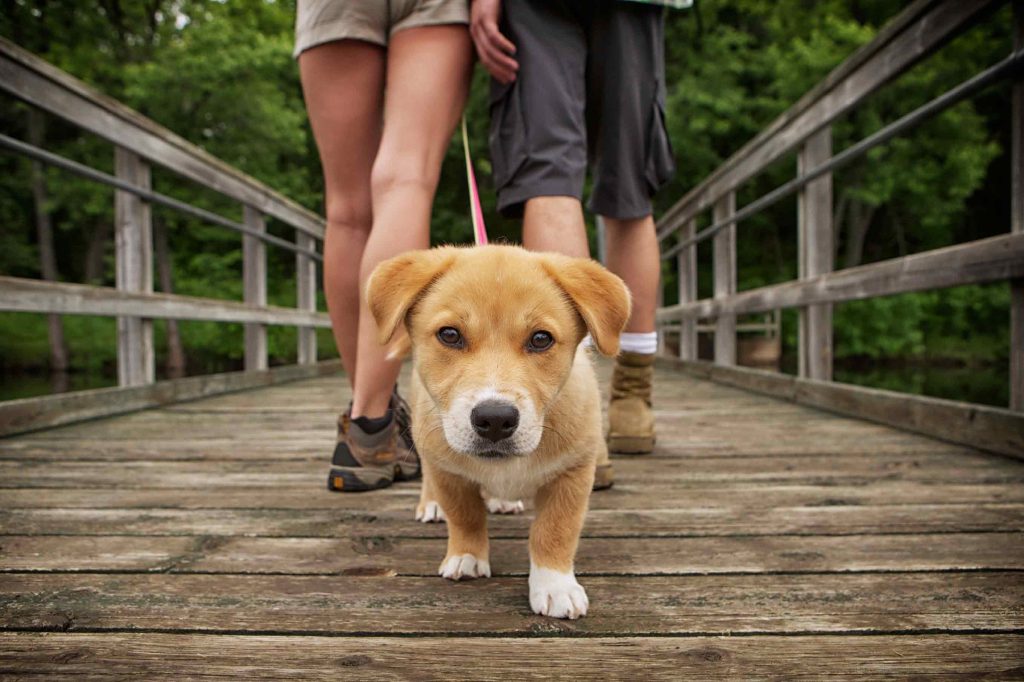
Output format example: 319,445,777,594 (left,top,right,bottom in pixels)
0,361,1022,678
